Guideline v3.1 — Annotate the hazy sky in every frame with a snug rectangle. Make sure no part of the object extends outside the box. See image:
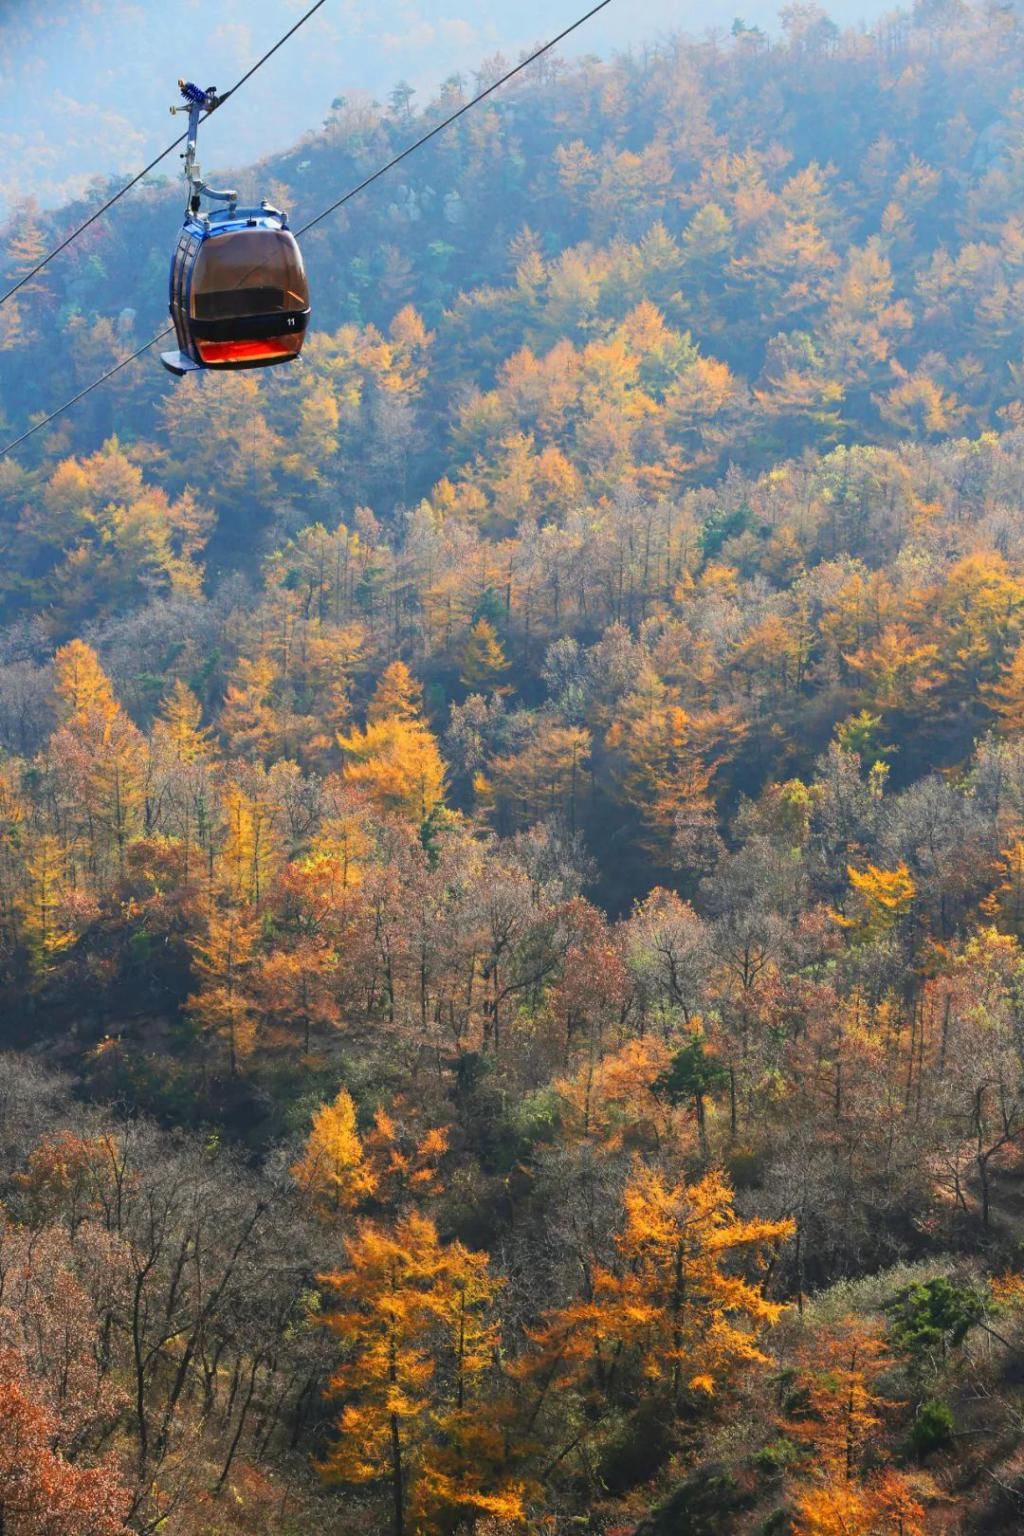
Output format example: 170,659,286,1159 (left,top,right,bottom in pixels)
0,0,892,216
